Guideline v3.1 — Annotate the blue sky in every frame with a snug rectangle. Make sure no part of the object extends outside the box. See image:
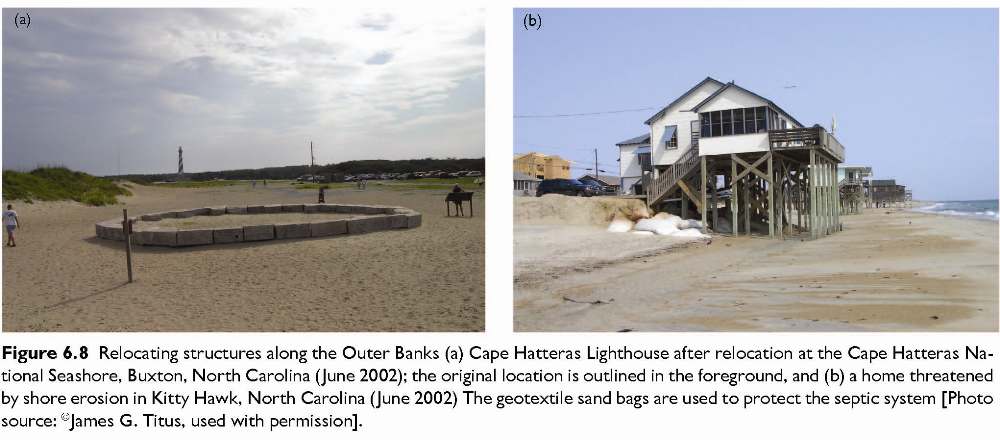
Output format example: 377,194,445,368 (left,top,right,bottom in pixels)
514,8,998,201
